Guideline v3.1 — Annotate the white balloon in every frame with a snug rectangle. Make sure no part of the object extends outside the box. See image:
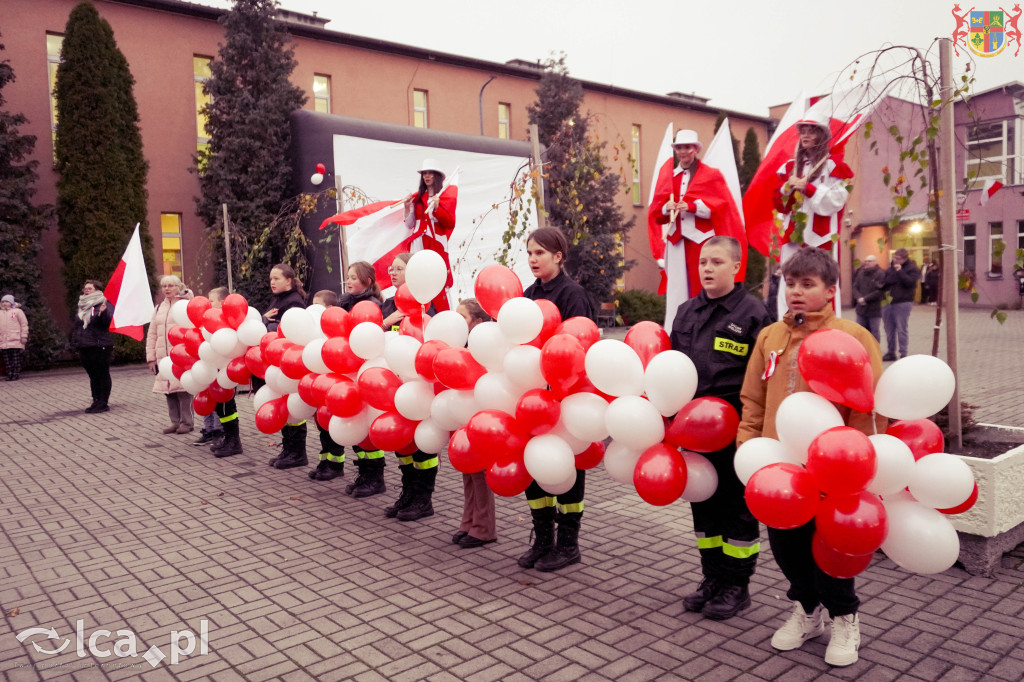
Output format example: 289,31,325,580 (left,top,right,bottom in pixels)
874,355,956,420
867,434,917,496
253,385,283,412
178,370,202,395
909,453,976,510
265,365,299,395
497,297,544,345
329,411,371,447
775,392,845,463
157,356,176,381
548,419,589,455
349,322,386,360
236,319,268,347
644,350,699,416
227,340,249,359
468,321,511,370
385,335,422,381
405,249,448,304
215,371,237,390
306,304,326,330
881,498,960,574
302,338,331,375
395,380,435,421
503,345,546,391
430,389,463,431
585,339,645,397
190,358,217,387
210,328,239,357
560,392,610,443
245,306,262,323
605,395,665,450
540,468,578,496
197,341,226,369
171,299,194,328
424,310,470,348
734,437,791,485
449,389,480,426
414,419,450,454
200,327,212,341
280,308,318,345
681,451,719,503
604,440,643,485
474,372,520,414
356,356,389,379
287,392,317,422
524,434,576,489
